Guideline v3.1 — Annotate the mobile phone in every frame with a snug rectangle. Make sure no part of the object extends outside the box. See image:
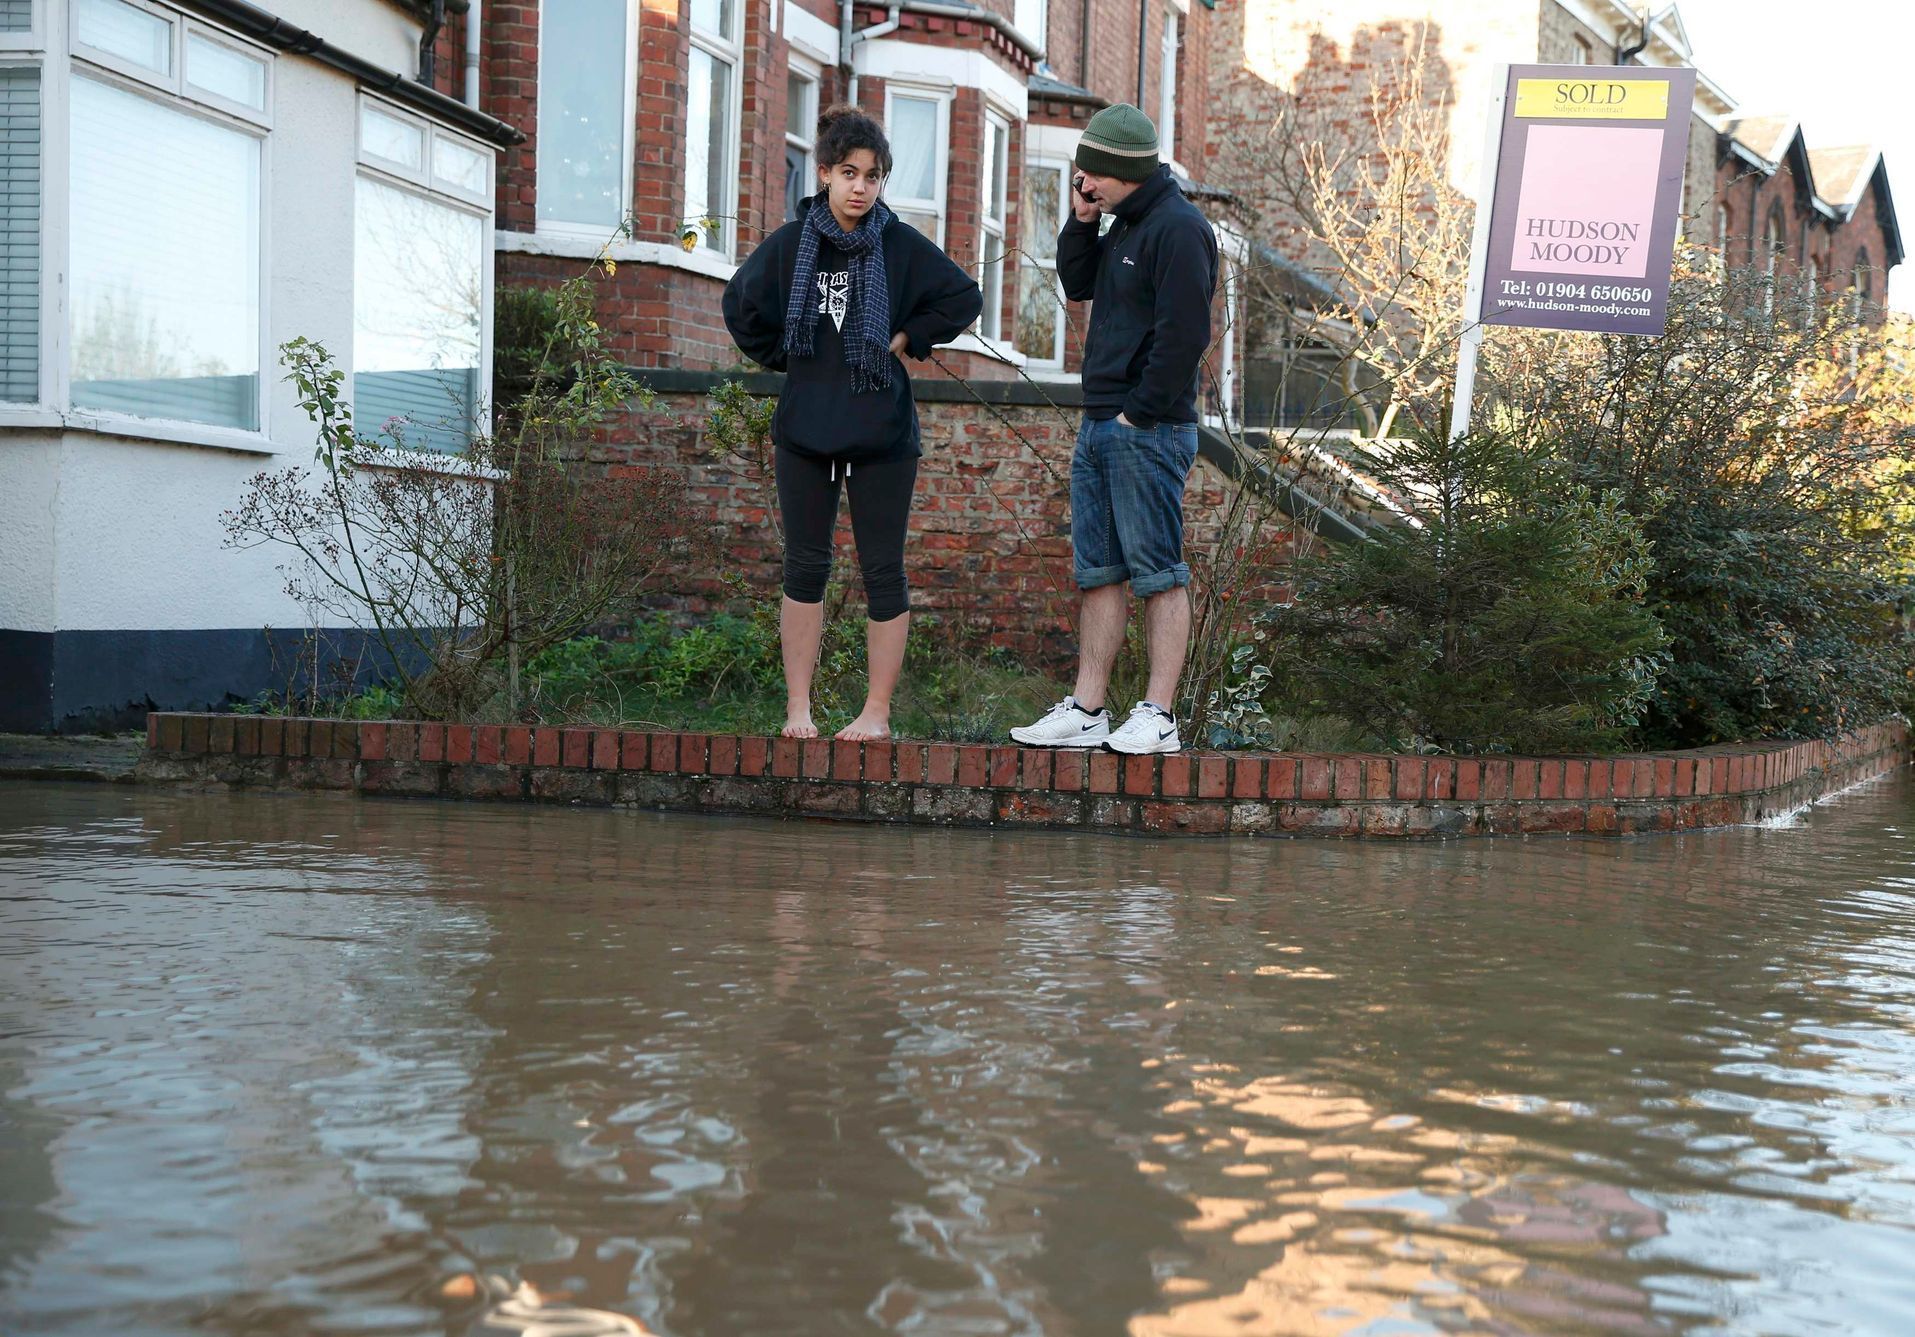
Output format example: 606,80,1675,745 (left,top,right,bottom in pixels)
1072,171,1095,203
